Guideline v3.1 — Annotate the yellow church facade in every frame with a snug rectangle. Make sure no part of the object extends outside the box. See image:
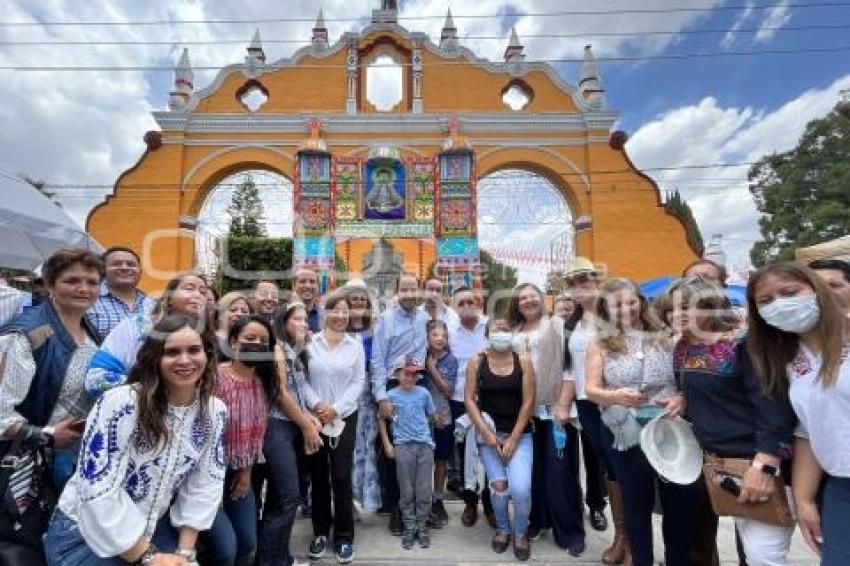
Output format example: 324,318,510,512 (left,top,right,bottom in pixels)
87,6,697,292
